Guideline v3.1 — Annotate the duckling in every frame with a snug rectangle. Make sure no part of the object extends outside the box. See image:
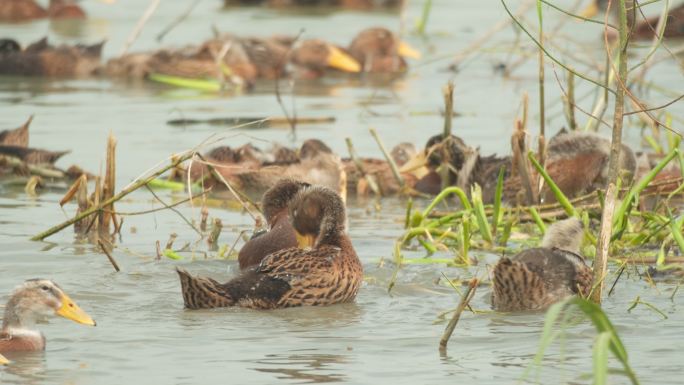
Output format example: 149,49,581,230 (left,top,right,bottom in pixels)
0,116,31,147
177,185,363,309
581,0,684,40
0,37,104,77
491,218,592,312
238,179,310,269
348,27,420,73
1,279,95,353
0,145,69,165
